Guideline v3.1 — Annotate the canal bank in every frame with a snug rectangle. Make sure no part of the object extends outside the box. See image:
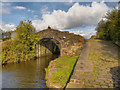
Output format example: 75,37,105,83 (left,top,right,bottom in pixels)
45,55,79,88
45,42,85,88
46,39,120,89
